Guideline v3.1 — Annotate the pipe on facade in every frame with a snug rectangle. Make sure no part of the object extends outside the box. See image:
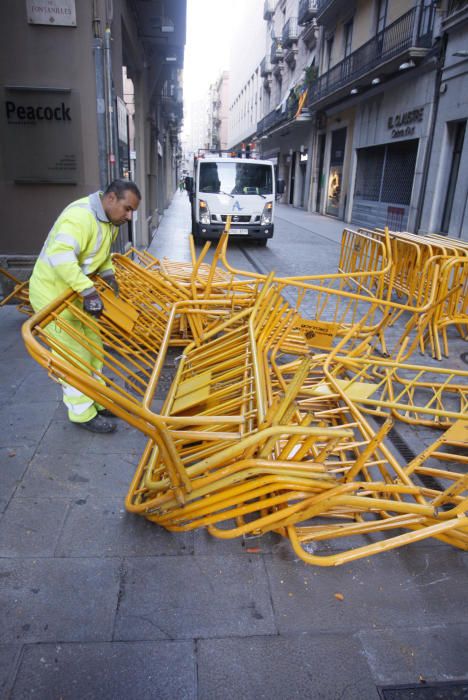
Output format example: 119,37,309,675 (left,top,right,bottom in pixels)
414,35,447,233
92,1,110,189
104,26,117,182
93,38,108,190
